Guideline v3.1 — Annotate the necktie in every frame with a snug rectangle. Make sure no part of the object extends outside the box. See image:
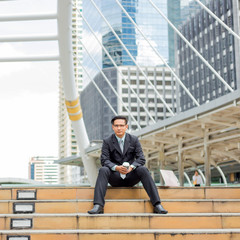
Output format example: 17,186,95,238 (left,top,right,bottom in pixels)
119,139,126,179
119,139,124,153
